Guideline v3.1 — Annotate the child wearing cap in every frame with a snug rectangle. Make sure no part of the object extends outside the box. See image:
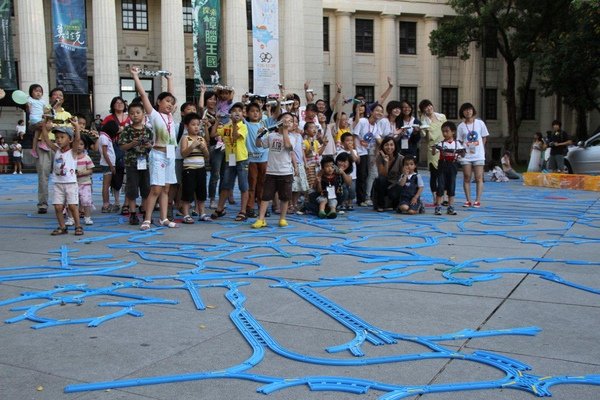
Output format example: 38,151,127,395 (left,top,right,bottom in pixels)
40,116,84,235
